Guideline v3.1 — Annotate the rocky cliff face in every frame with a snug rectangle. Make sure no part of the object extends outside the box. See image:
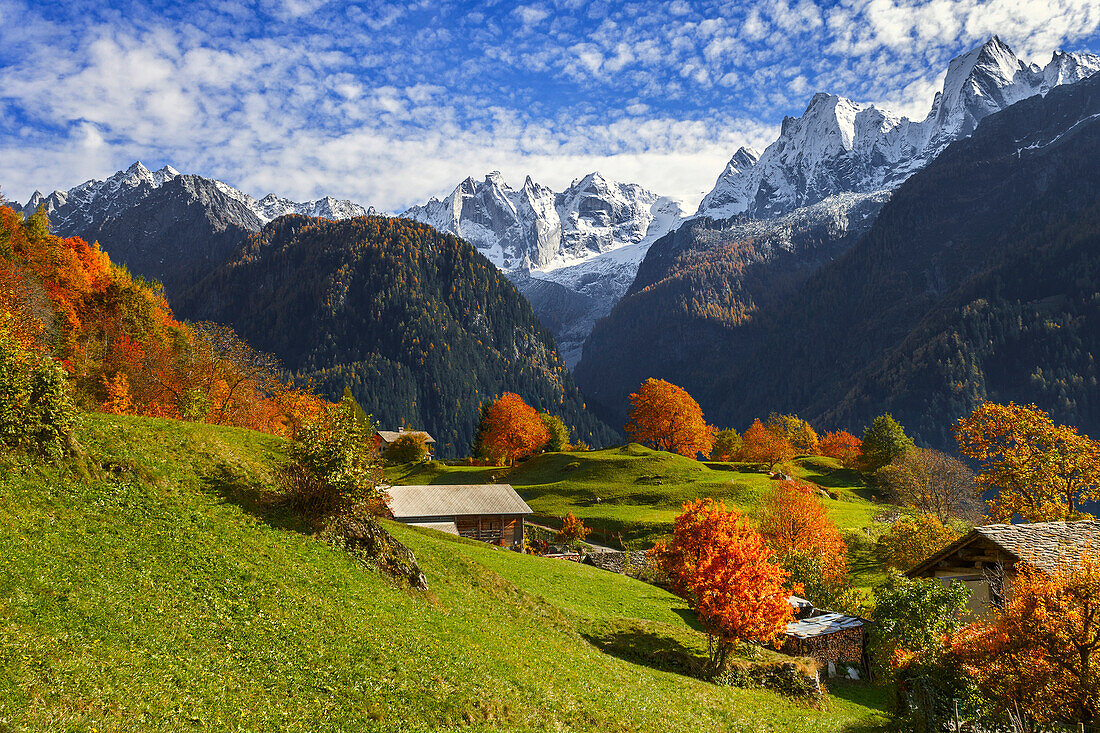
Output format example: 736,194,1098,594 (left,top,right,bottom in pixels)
403,171,683,367
696,37,1100,220
402,171,681,272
